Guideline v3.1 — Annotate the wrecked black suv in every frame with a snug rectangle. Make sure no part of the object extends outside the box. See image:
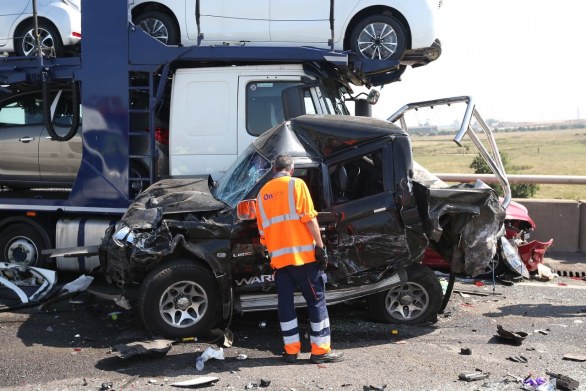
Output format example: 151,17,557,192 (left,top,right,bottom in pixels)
100,102,508,338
